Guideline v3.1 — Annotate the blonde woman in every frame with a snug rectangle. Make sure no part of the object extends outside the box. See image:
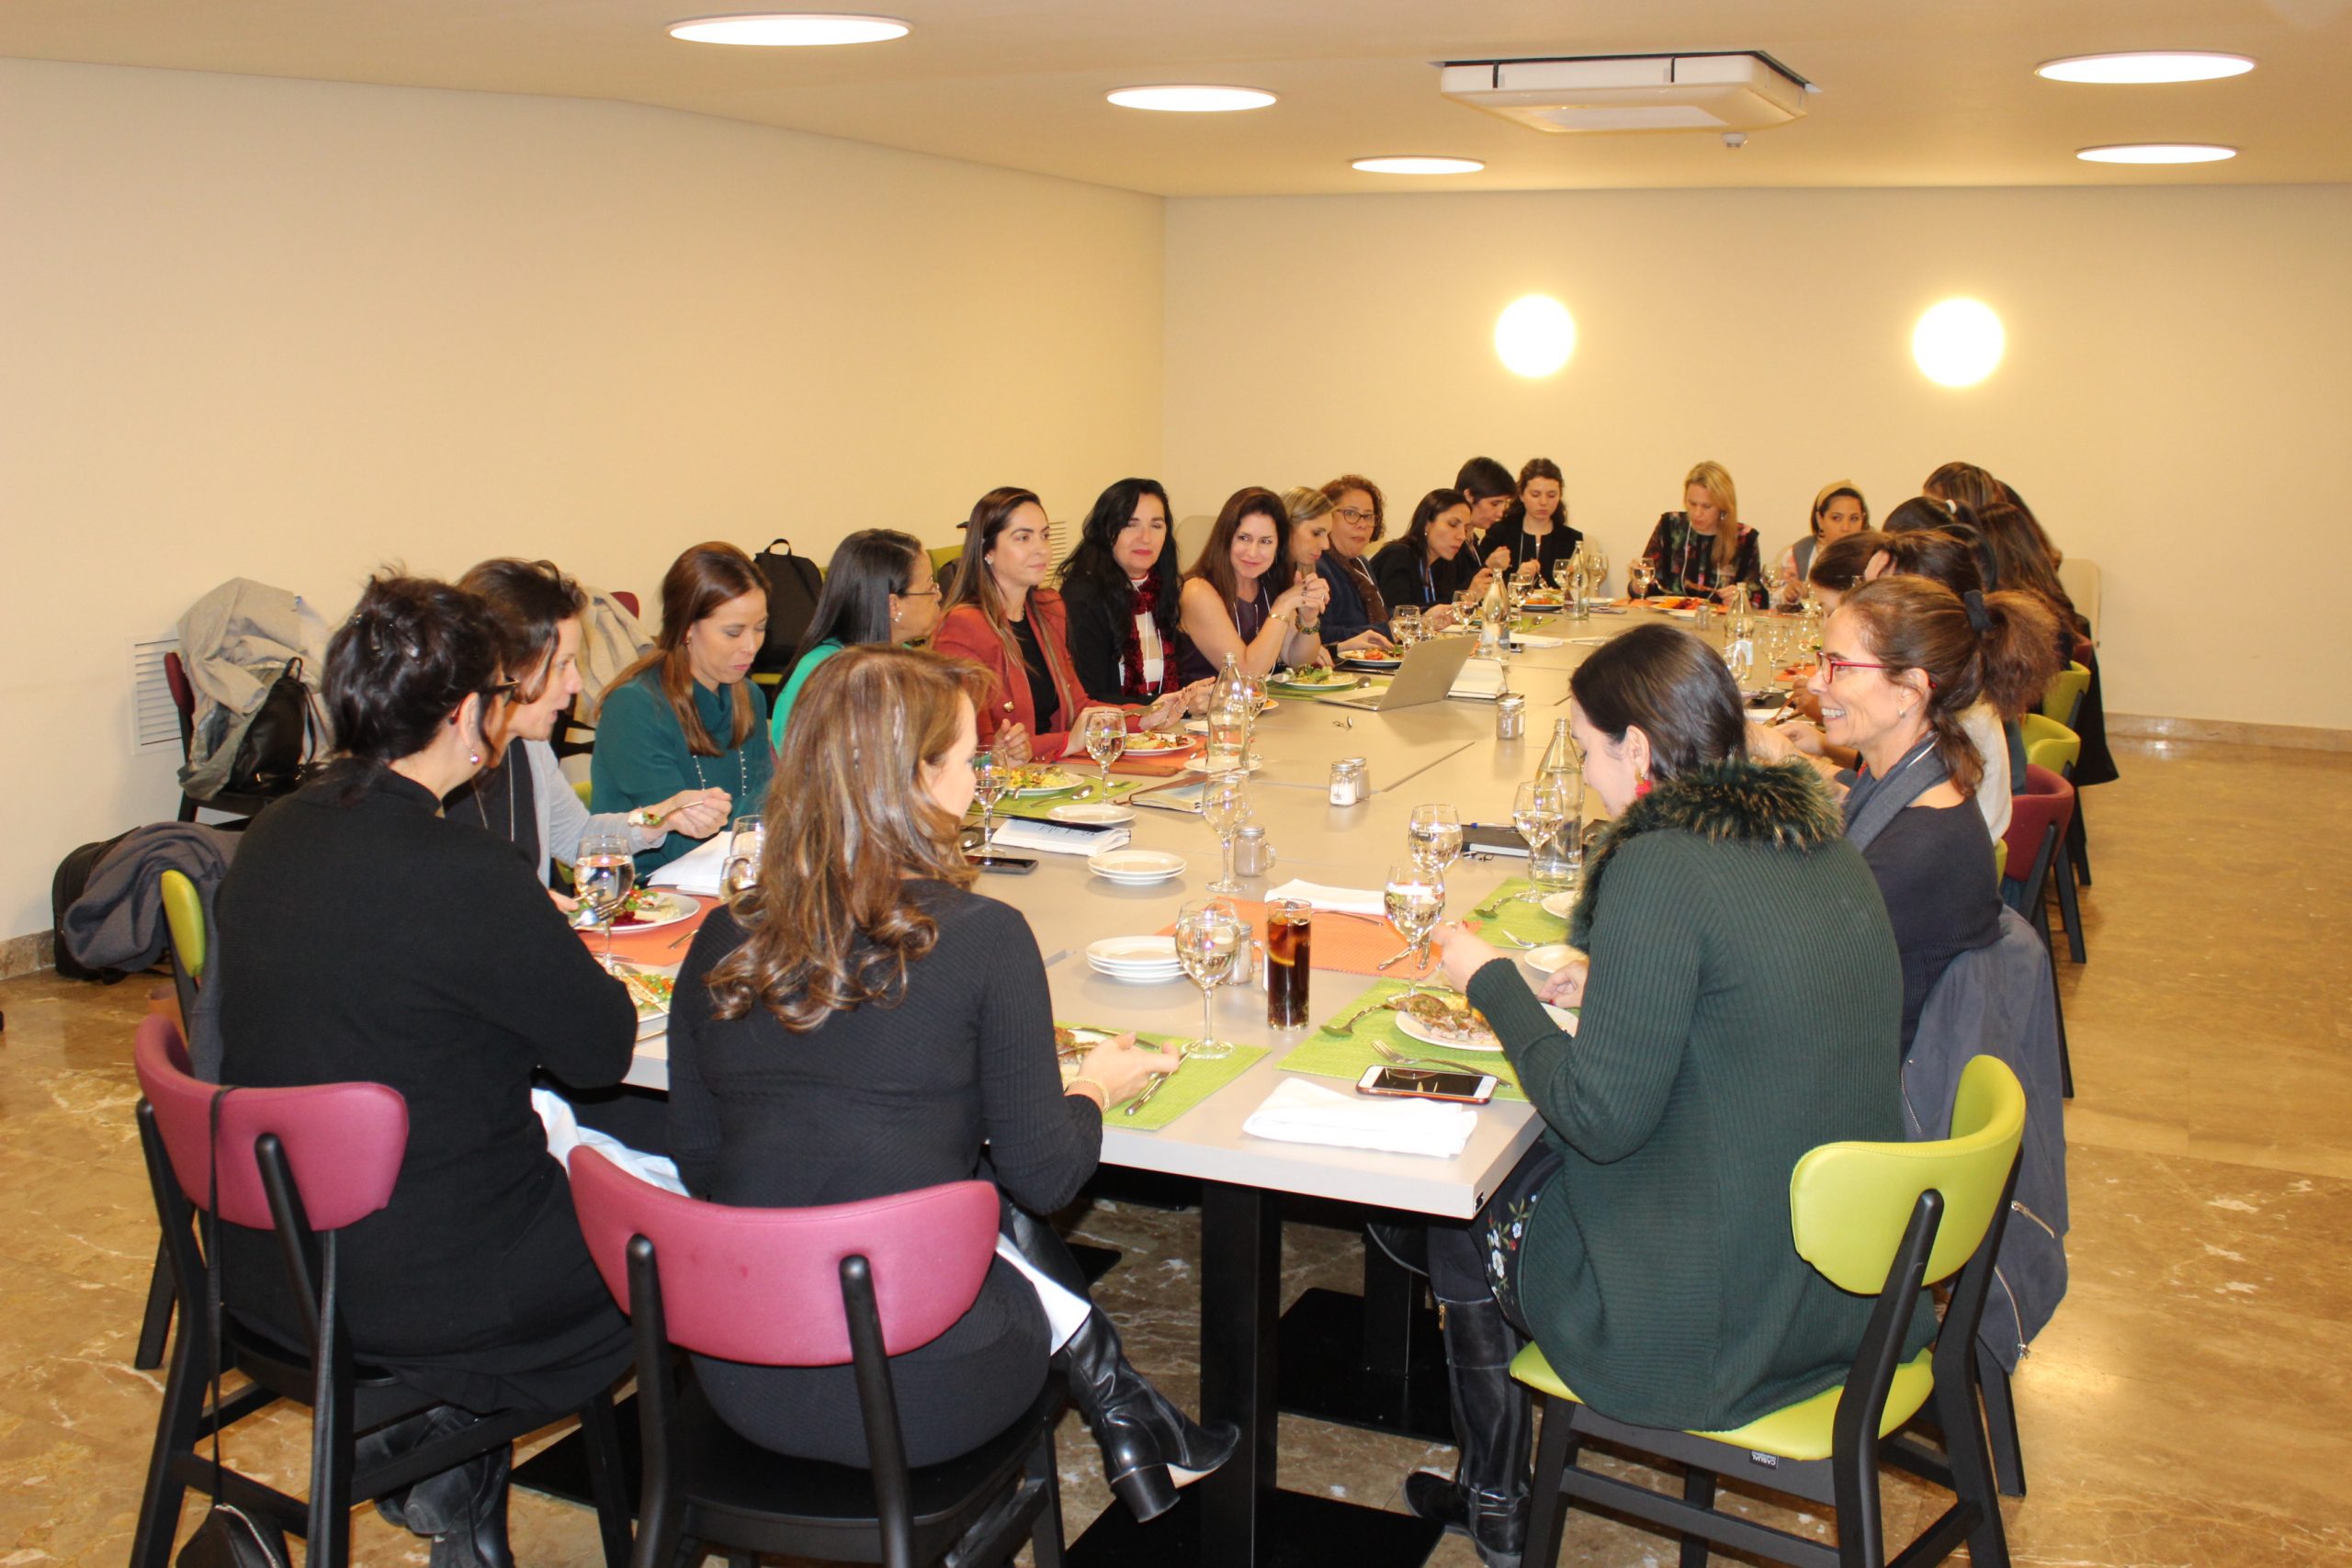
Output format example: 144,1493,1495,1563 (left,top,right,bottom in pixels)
1634,460,1765,607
